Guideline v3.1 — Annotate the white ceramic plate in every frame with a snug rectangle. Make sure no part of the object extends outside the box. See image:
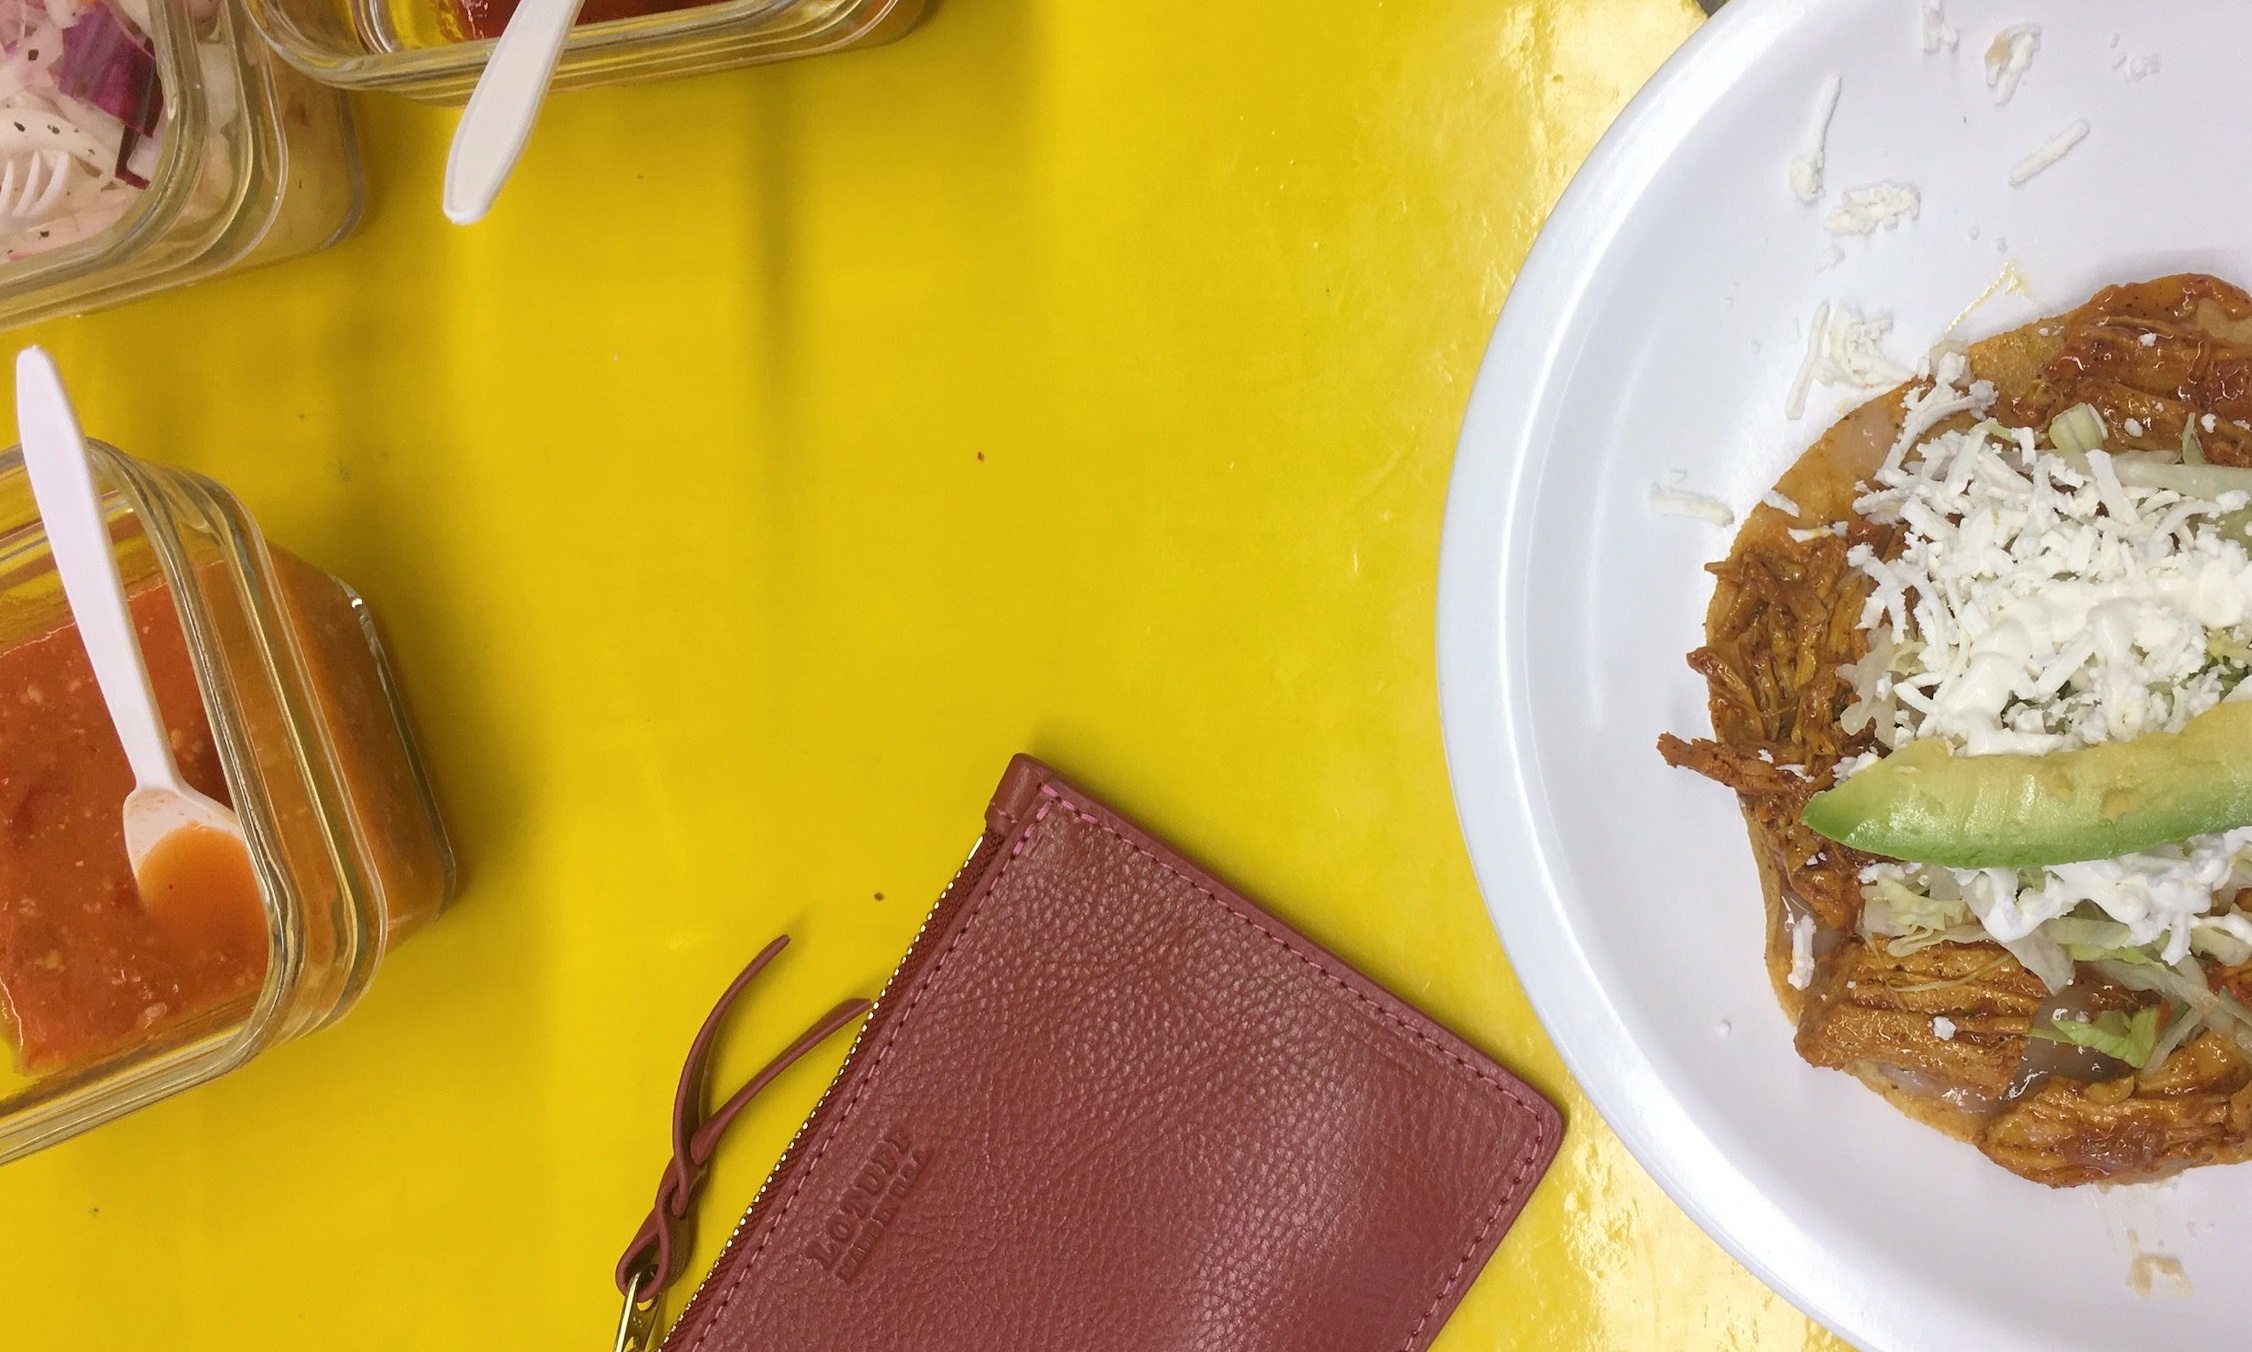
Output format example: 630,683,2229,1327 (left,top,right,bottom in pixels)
1436,2,2250,1348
